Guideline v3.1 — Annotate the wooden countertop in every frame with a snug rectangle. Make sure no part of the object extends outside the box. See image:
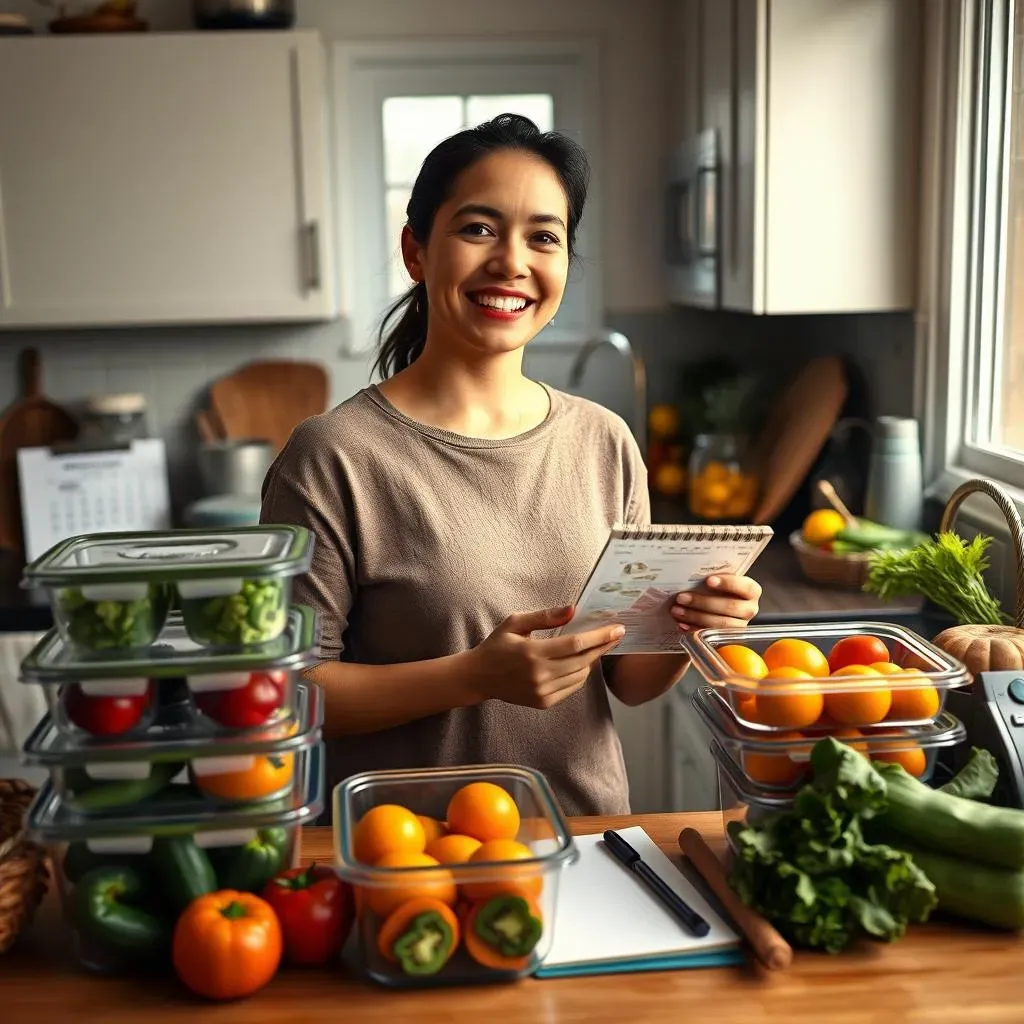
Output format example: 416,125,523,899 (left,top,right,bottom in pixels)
5,811,1022,1023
